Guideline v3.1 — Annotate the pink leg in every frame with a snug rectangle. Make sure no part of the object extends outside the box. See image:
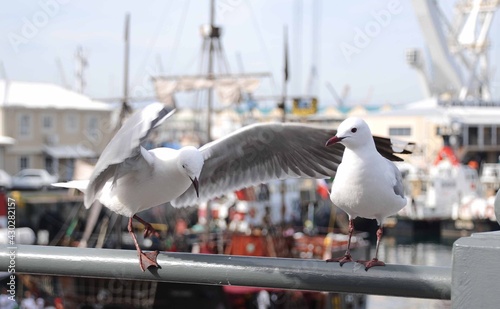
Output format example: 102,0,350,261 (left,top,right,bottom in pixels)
357,225,385,271
133,214,160,238
326,219,354,266
128,217,159,271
